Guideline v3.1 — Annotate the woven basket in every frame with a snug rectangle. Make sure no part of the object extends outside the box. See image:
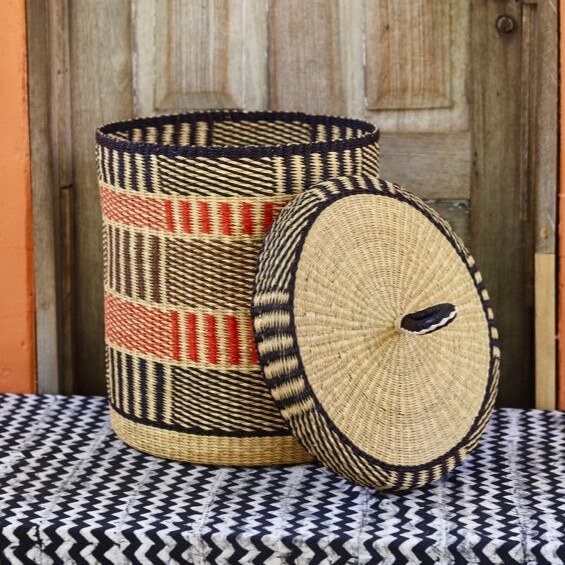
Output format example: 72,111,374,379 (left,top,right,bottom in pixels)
96,110,380,466
252,175,499,489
